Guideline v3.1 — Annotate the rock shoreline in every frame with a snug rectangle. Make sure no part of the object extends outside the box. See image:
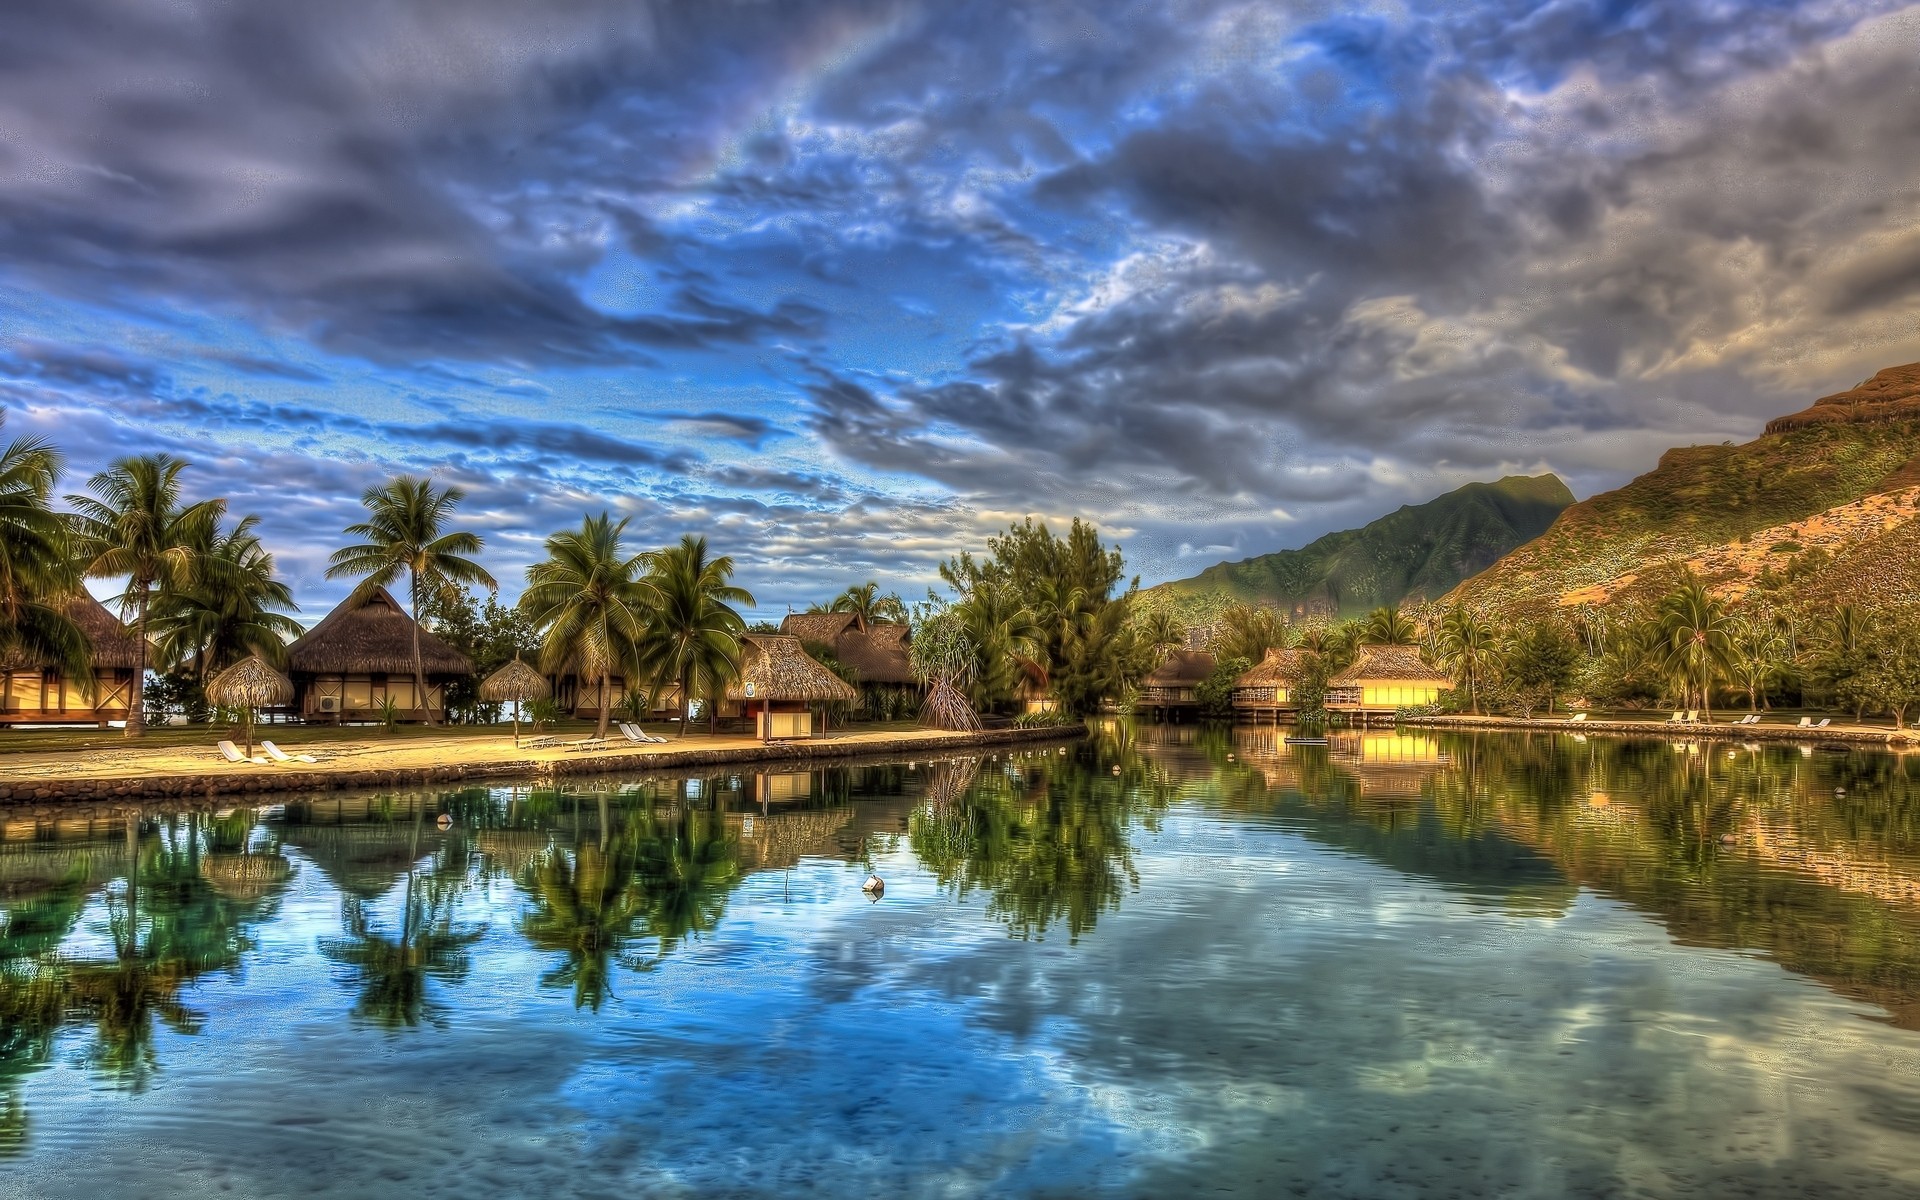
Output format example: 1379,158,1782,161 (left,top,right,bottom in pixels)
0,723,1085,809
1403,713,1920,746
